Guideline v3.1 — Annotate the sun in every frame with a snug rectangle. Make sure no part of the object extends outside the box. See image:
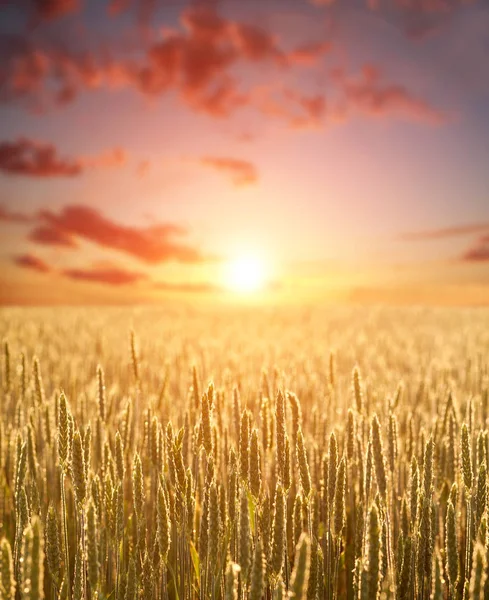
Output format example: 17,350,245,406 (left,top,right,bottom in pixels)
223,254,268,293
